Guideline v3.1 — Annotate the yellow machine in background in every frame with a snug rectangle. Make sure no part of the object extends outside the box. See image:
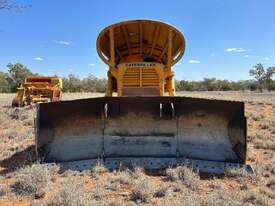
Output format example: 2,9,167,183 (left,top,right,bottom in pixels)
12,76,62,107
